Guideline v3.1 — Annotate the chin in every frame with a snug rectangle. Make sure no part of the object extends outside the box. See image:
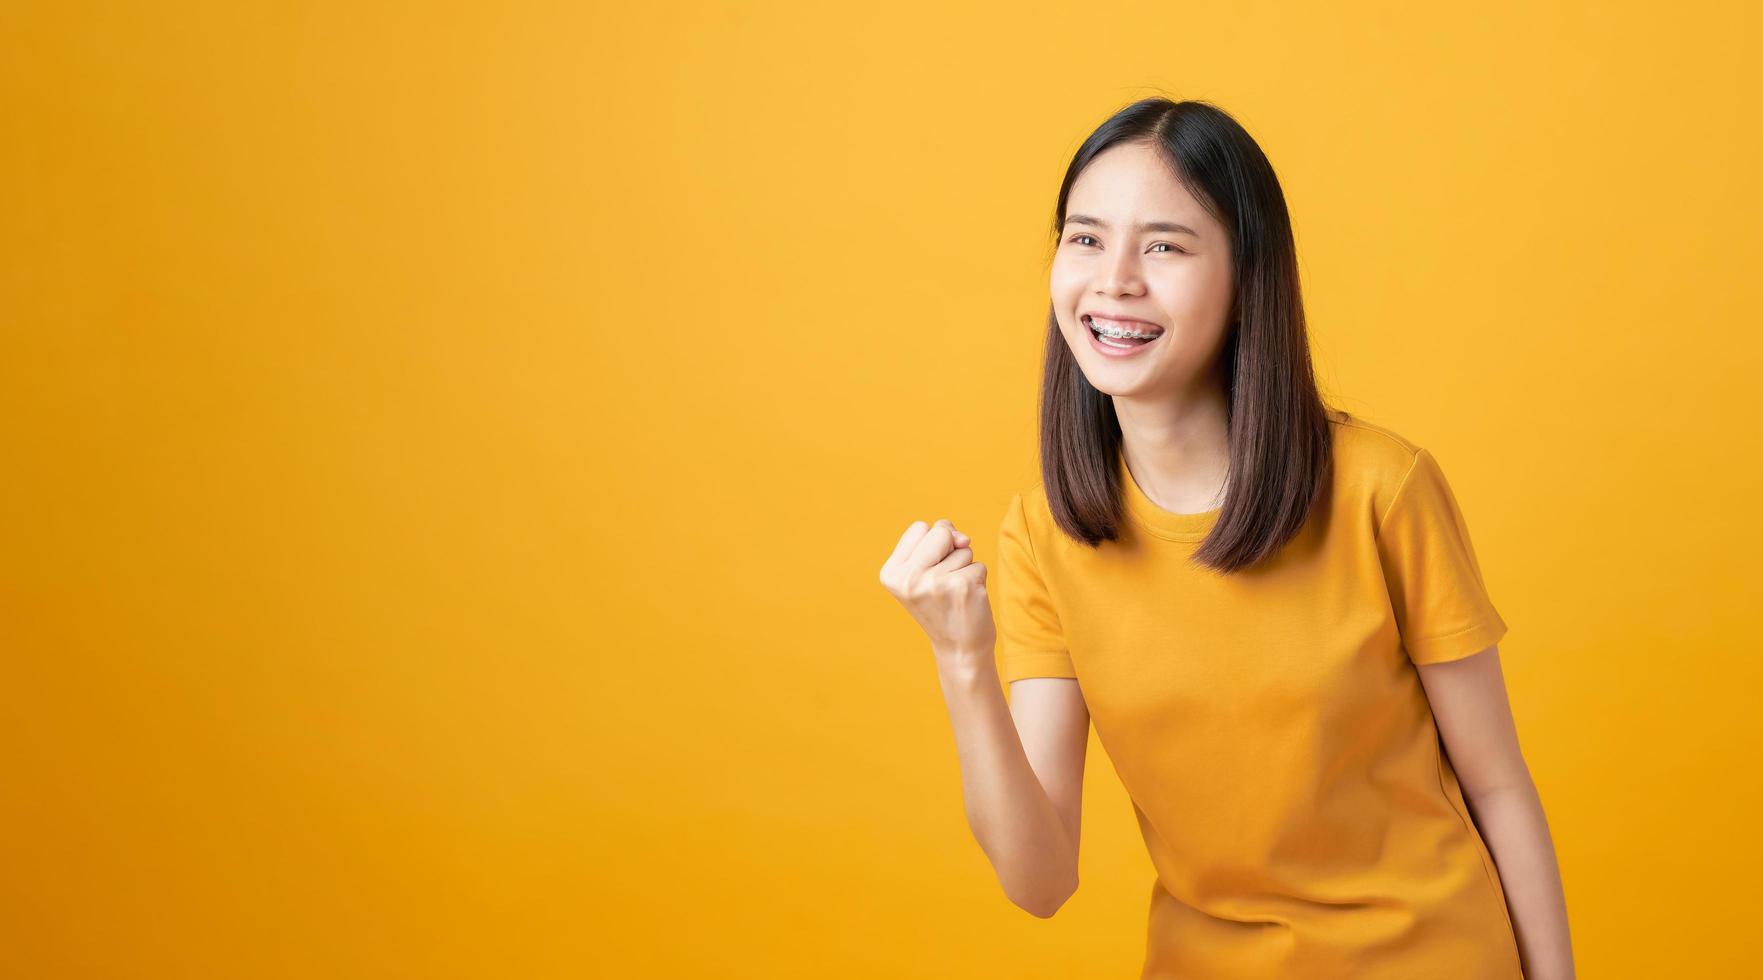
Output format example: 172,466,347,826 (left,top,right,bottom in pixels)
1070,356,1160,397
1084,375,1160,399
